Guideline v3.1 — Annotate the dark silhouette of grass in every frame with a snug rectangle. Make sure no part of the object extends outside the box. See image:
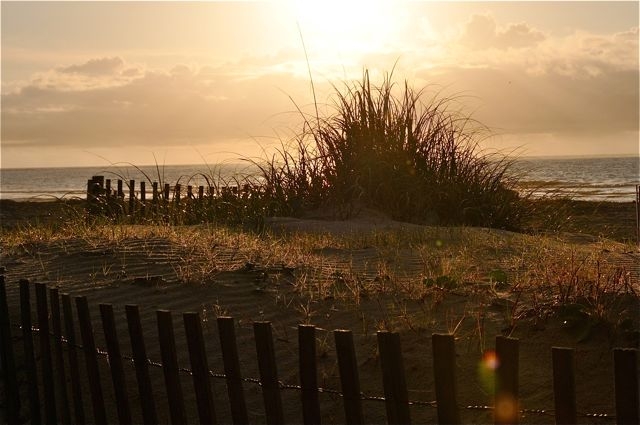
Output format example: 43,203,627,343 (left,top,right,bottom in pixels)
250,70,526,230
